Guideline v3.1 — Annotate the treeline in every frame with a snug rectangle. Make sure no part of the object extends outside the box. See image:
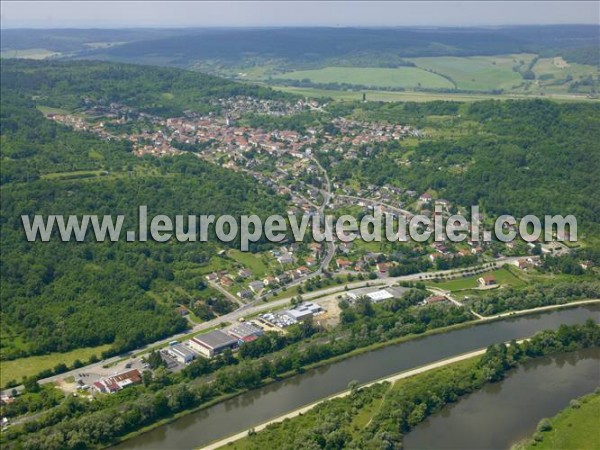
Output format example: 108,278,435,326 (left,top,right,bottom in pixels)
1,156,287,359
1,88,288,362
0,59,294,117
471,281,600,316
269,77,407,92
0,92,133,184
85,26,599,66
327,100,600,231
233,320,600,449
